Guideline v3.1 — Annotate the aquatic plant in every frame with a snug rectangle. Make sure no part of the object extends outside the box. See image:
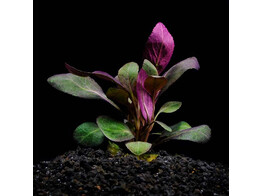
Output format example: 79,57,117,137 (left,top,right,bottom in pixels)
48,22,211,156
